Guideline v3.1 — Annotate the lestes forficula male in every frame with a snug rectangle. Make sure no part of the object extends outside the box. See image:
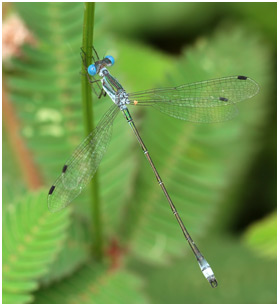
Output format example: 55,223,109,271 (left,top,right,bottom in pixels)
48,47,260,288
